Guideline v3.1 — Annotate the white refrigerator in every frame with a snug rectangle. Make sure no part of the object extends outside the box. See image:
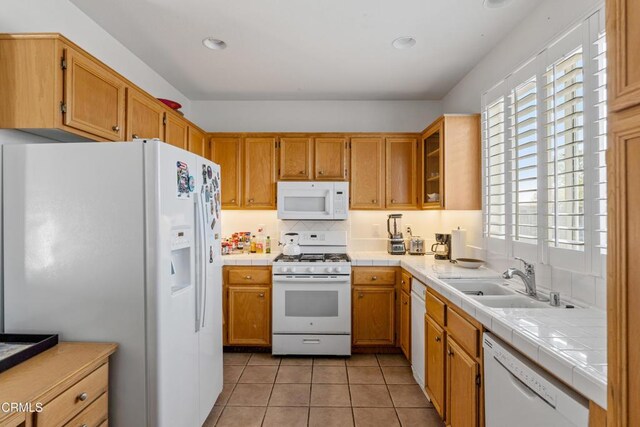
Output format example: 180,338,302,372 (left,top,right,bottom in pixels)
2,140,223,427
